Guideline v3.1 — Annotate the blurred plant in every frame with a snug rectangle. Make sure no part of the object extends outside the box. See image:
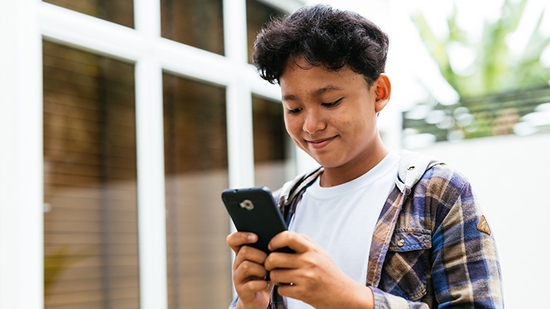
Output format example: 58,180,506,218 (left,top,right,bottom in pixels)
44,245,91,297
412,0,550,97
402,0,550,147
